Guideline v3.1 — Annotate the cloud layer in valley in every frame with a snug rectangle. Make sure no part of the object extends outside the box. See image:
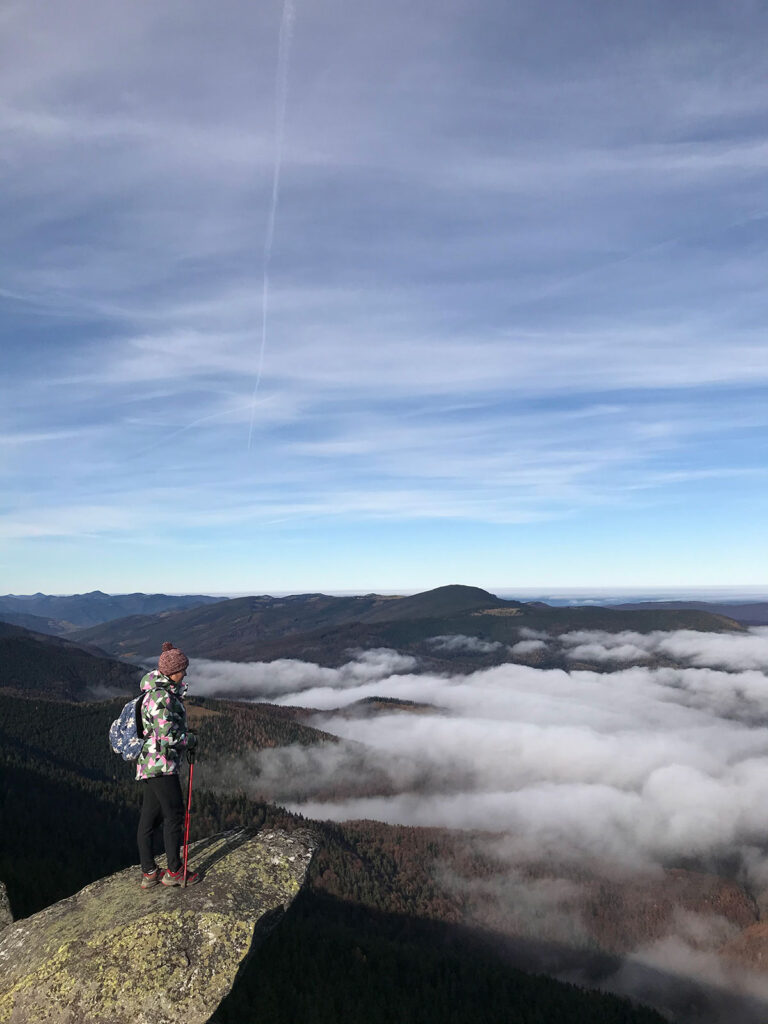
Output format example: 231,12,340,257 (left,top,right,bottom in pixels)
191,628,768,867
192,627,768,1017
426,634,506,654
558,627,768,672
189,647,416,699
